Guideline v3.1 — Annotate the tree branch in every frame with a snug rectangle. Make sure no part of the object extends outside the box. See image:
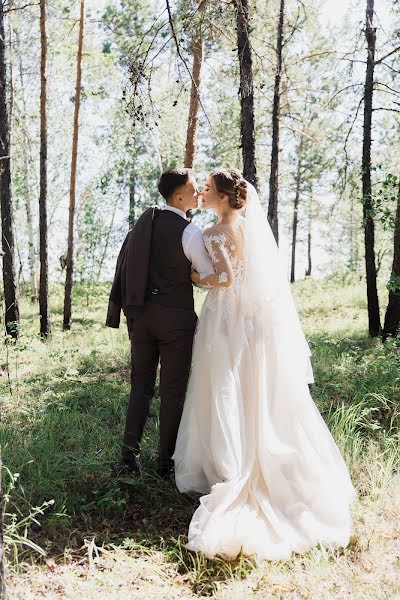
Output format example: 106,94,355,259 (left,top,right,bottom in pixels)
375,81,400,97
165,0,213,131
339,95,364,195
328,83,363,106
373,107,400,113
3,2,39,13
375,44,400,65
